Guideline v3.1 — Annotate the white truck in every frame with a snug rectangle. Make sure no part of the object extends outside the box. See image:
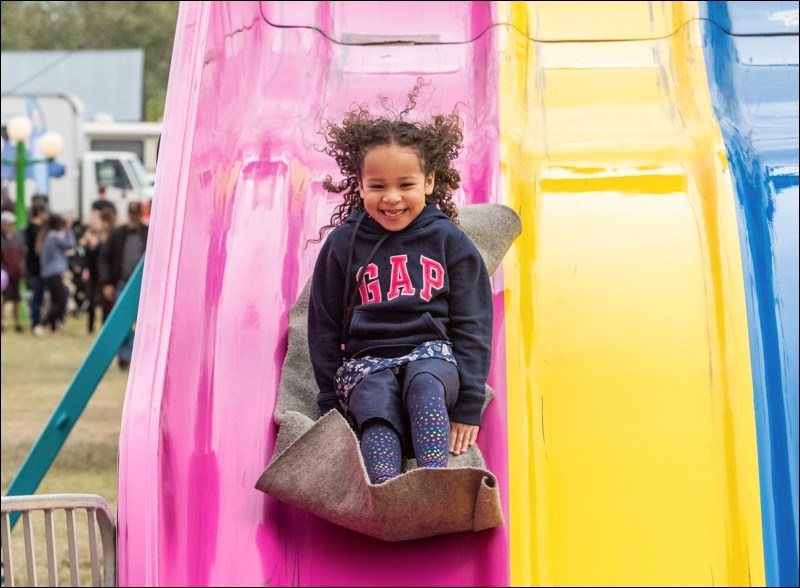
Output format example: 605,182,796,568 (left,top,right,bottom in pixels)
84,118,162,184
1,93,158,224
